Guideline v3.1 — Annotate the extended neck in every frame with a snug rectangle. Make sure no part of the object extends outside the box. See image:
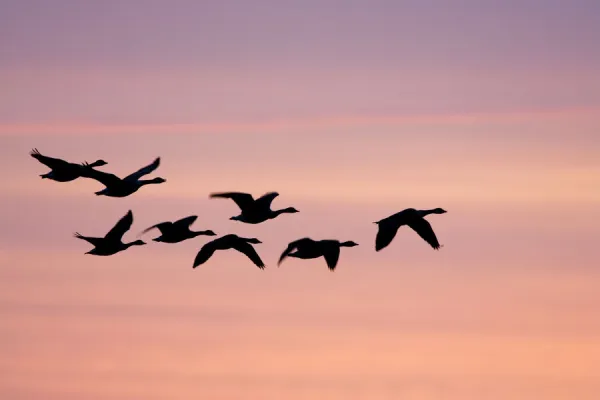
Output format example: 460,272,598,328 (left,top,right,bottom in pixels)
272,207,296,217
192,230,214,237
125,240,145,248
418,208,439,217
139,178,164,186
87,160,105,168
